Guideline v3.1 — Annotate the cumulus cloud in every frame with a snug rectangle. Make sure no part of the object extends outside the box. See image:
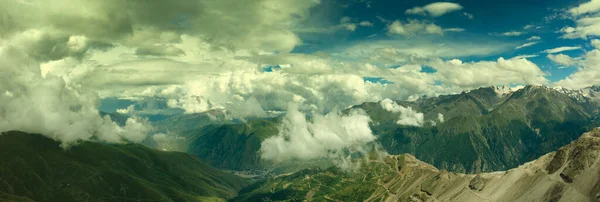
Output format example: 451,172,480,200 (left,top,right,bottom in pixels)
380,99,425,127
437,113,445,123
561,1,600,39
568,0,600,16
117,105,136,114
555,49,600,89
592,39,600,49
0,0,319,52
406,2,463,17
387,20,444,36
428,57,548,89
0,44,152,148
260,103,377,170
